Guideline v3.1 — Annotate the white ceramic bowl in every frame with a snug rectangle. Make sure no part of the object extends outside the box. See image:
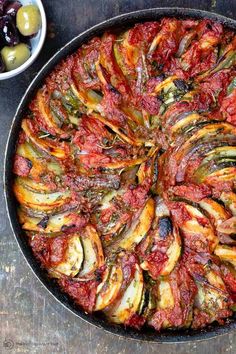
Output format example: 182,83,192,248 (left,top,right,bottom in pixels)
0,0,46,80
